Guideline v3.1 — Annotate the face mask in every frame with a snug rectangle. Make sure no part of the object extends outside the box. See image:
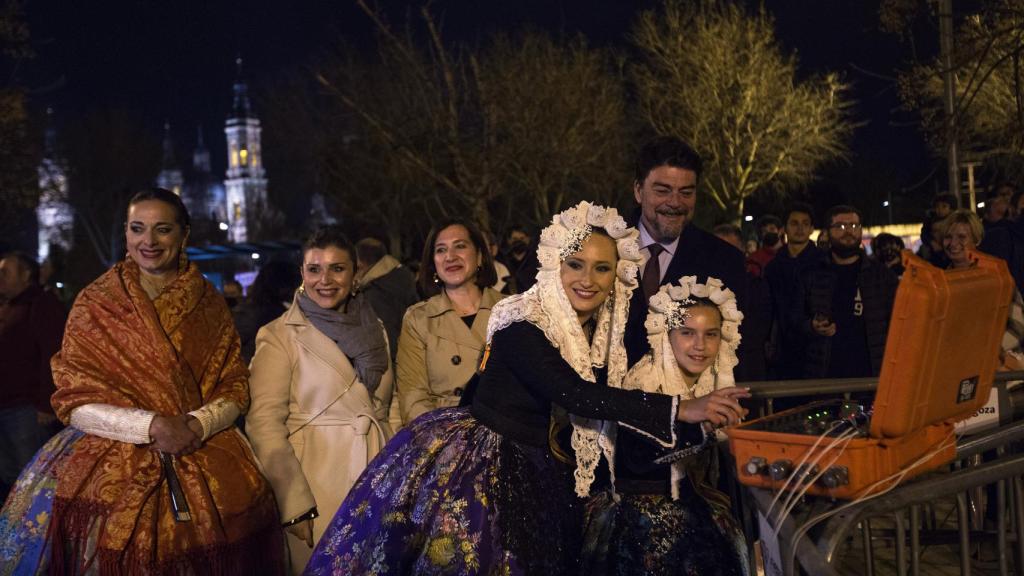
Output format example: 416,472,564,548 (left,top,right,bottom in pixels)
762,232,780,247
831,243,860,259
509,240,528,257
880,247,901,263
